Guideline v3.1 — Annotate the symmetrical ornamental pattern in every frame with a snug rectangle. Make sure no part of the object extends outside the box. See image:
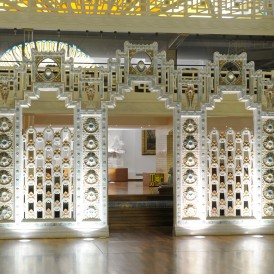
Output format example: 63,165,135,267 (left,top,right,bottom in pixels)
0,115,14,221
181,117,199,218
0,0,272,19
32,51,65,84
207,128,253,217
261,118,274,217
23,127,74,219
0,41,273,237
82,116,101,220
